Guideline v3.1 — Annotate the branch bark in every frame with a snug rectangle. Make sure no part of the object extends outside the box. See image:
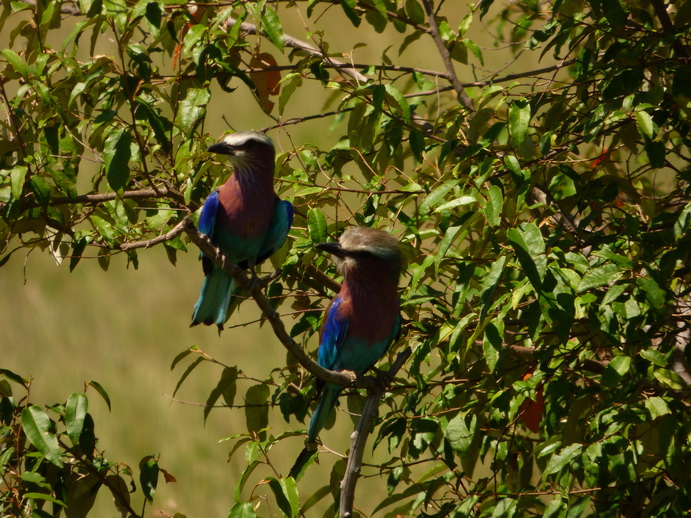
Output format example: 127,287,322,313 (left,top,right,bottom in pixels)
339,346,412,518
224,16,369,85
20,186,186,210
420,0,474,112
